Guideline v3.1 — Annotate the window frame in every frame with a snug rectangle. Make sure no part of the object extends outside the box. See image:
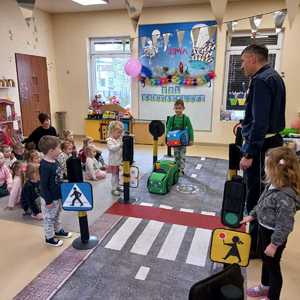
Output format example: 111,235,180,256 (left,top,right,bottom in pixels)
89,37,131,105
222,31,284,118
